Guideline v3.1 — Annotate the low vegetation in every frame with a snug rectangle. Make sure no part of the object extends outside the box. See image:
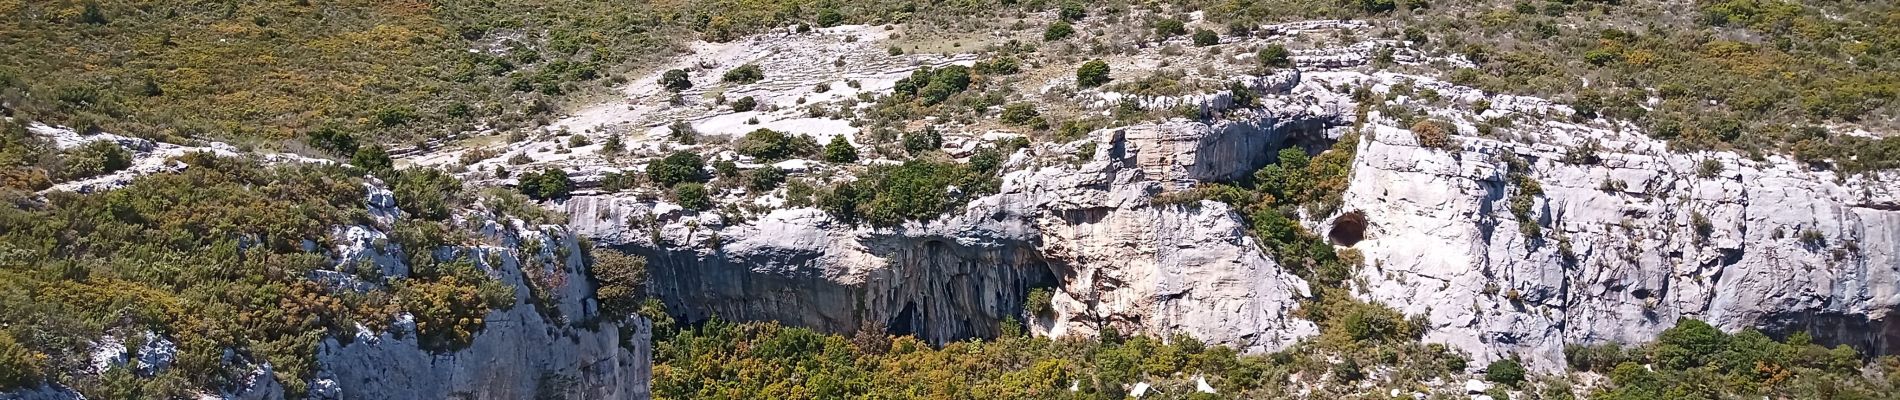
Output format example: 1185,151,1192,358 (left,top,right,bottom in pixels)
0,154,515,396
